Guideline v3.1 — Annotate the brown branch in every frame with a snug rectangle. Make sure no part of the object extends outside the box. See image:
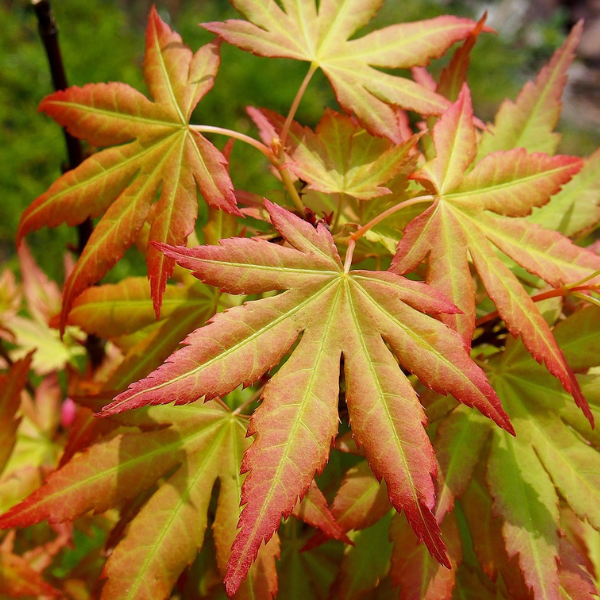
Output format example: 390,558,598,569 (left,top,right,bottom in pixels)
32,0,105,370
